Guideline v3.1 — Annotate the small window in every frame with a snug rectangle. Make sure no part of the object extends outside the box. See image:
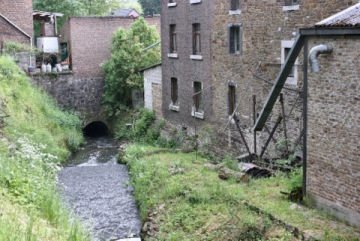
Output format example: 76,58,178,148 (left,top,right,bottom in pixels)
229,25,242,54
171,78,178,105
192,23,201,55
169,24,177,53
230,0,240,10
285,0,299,6
284,48,295,77
228,85,236,115
193,81,202,112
